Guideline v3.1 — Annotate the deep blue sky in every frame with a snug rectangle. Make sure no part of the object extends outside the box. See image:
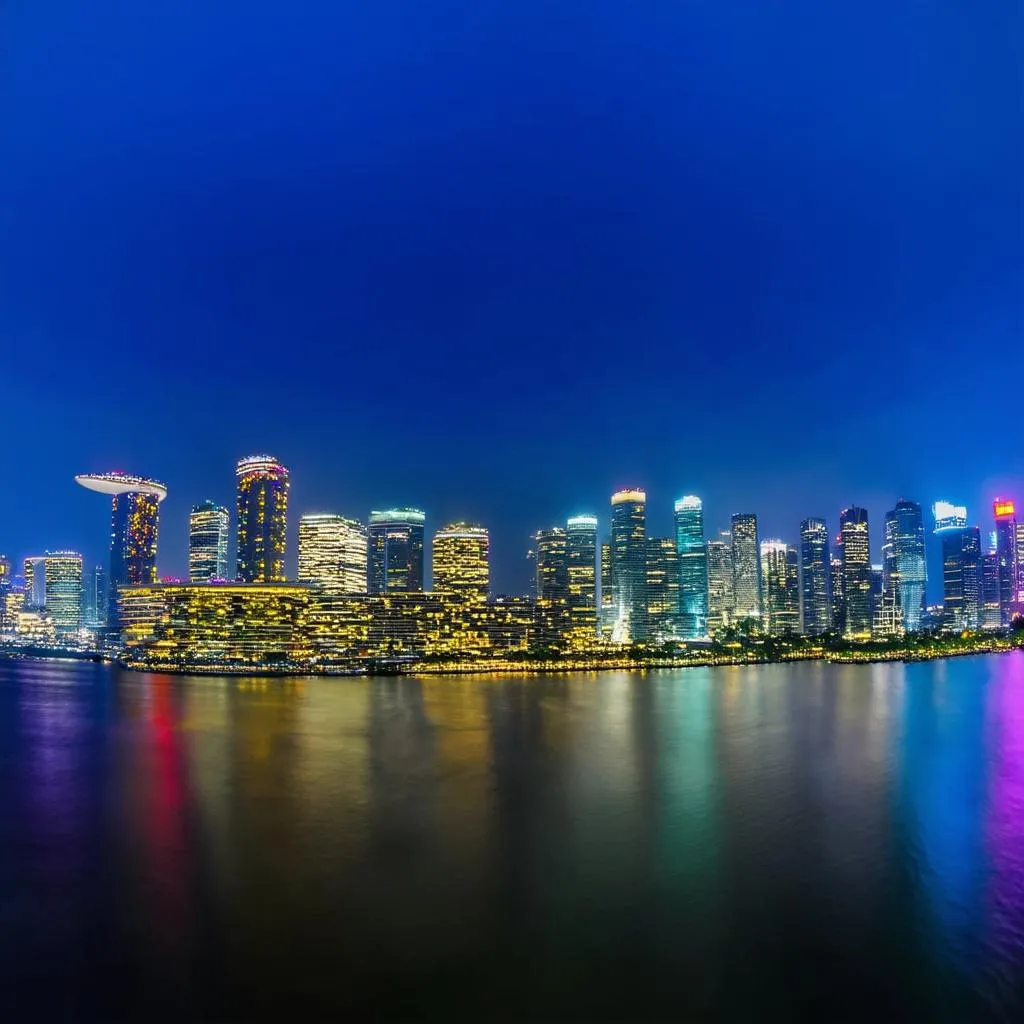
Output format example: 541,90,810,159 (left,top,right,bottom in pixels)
2,1,1022,594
